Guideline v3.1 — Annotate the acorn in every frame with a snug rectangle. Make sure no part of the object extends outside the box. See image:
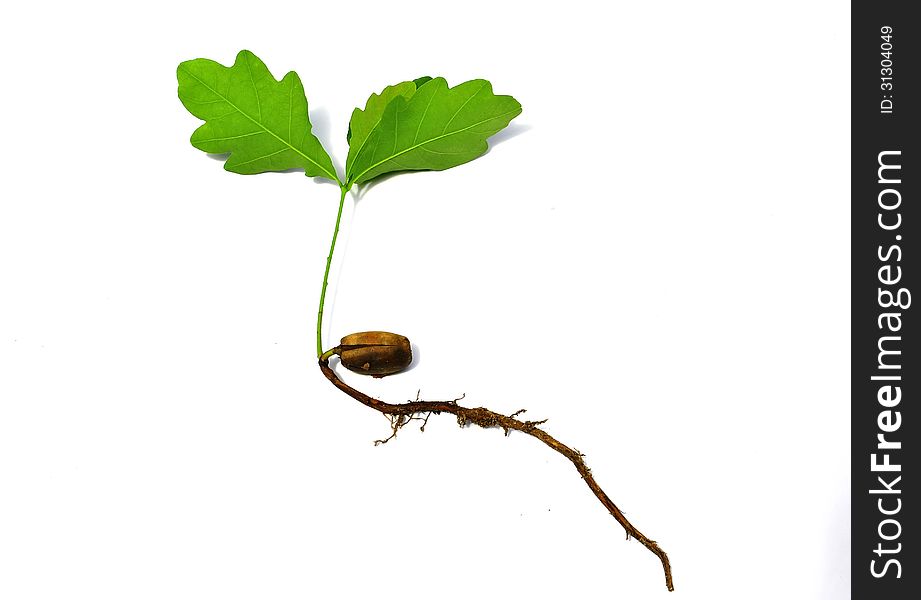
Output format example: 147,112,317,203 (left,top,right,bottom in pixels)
337,331,412,377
